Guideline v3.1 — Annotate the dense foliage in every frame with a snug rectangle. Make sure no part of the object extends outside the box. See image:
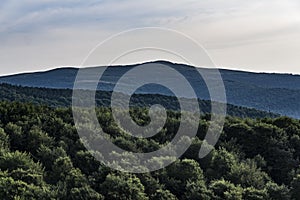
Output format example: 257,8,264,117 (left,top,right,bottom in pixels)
0,101,299,199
